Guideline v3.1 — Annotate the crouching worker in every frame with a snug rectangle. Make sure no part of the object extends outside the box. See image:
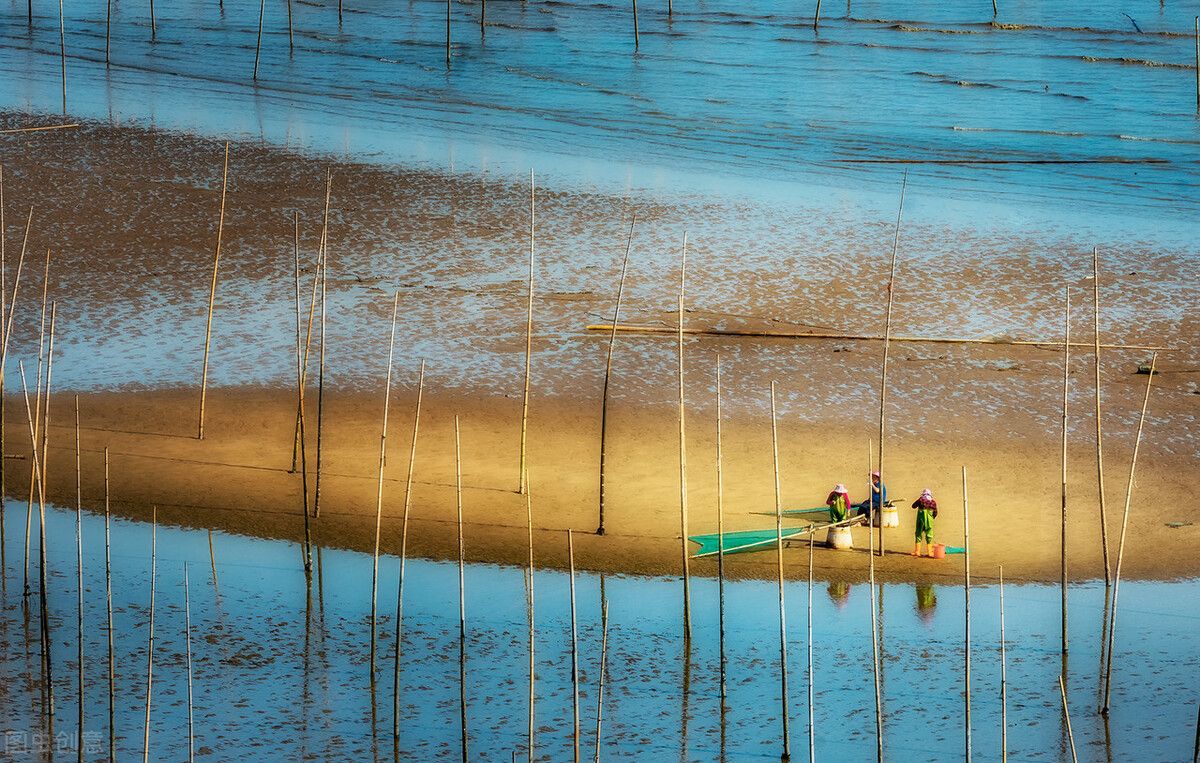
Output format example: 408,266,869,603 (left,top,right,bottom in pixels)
856,471,887,523
826,484,851,523
911,489,937,556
